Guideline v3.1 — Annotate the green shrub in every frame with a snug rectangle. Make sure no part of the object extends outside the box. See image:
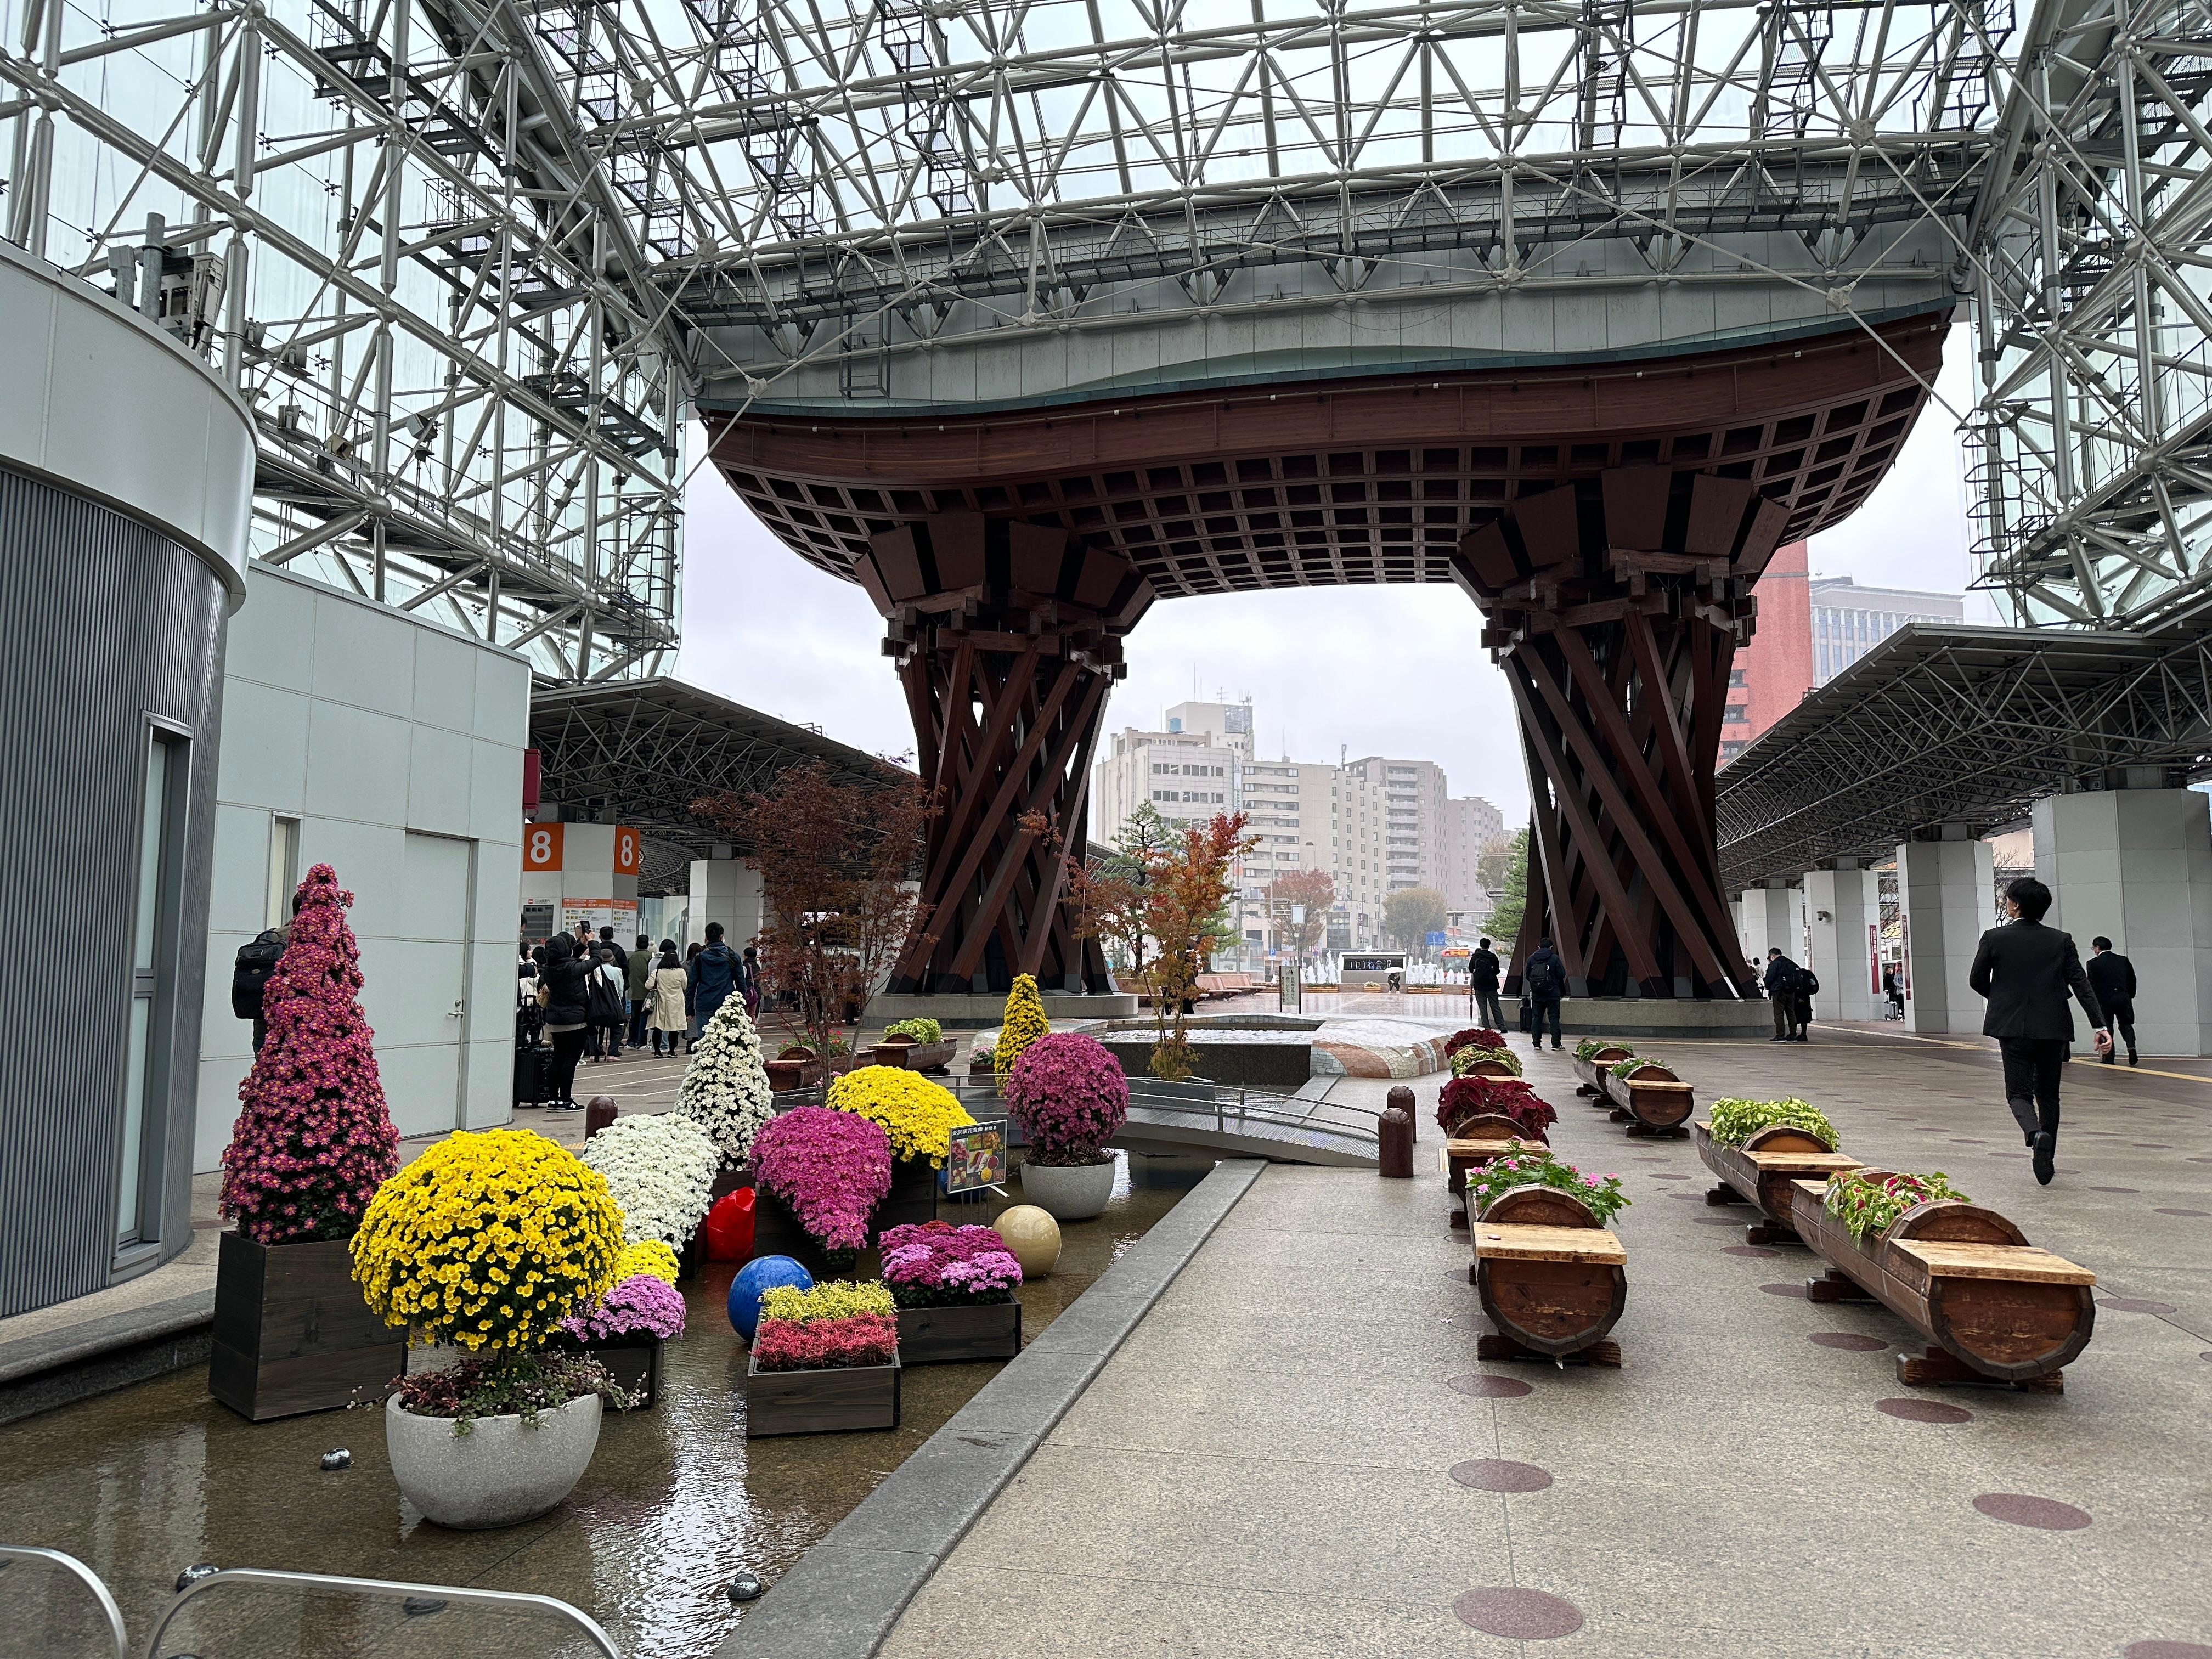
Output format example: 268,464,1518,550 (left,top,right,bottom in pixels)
1609,1053,1666,1080
1449,1045,1522,1078
1464,1144,1630,1227
884,1017,942,1043
1575,1037,1629,1062
1708,1097,1838,1150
